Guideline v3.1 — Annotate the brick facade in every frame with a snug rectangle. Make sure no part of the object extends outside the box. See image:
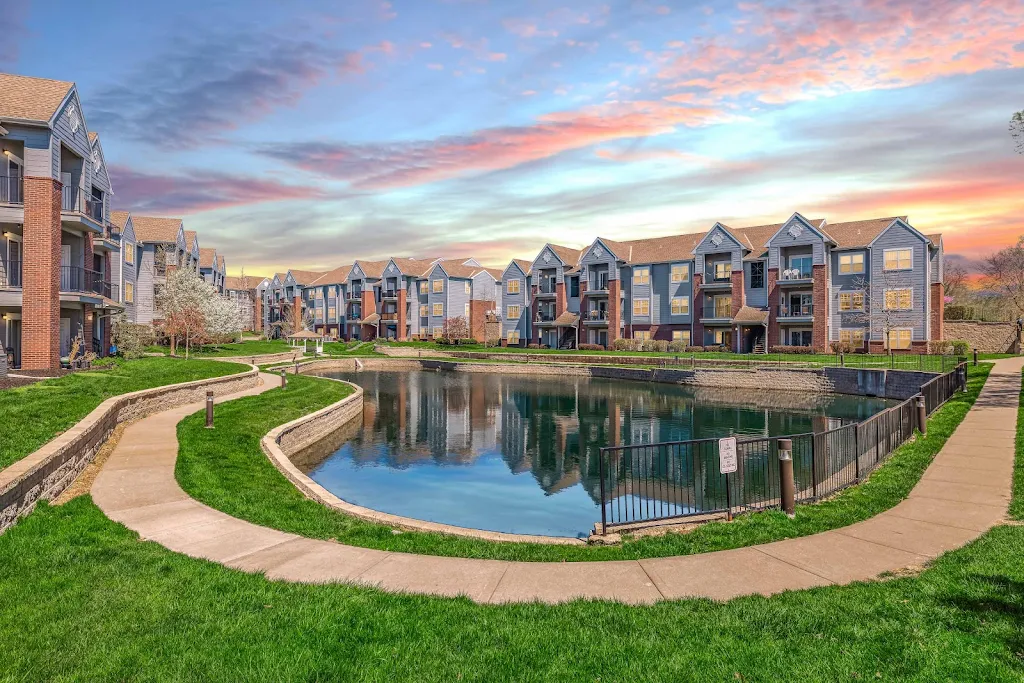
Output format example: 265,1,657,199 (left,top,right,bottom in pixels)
692,273,704,346
607,278,622,344
730,269,745,352
930,282,944,341
397,289,407,340
292,295,302,332
811,264,828,352
766,268,780,348
360,290,377,341
21,177,63,370
469,299,494,342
